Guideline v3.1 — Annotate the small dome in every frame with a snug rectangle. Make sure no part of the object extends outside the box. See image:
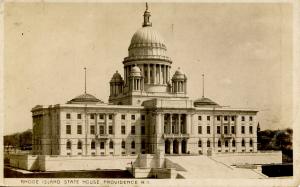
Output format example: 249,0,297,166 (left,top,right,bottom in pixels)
110,71,123,83
194,97,220,107
172,68,186,80
130,65,141,77
67,93,103,104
